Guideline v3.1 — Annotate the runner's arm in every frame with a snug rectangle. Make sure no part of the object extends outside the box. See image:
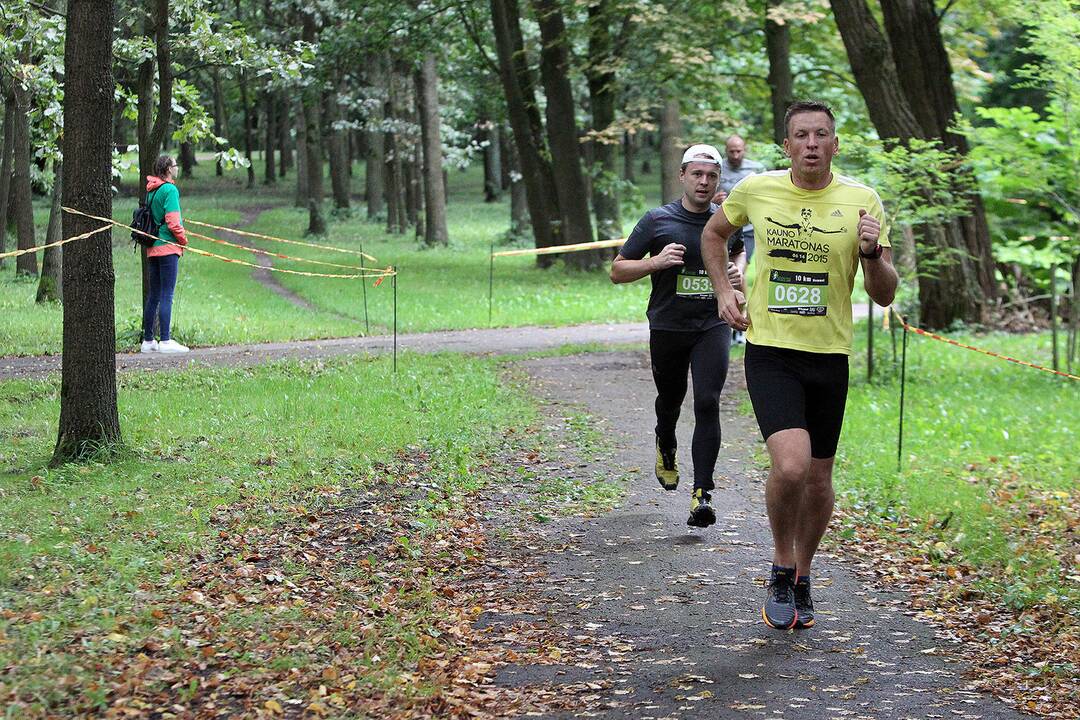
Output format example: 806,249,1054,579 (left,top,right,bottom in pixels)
857,209,898,306
701,208,748,330
610,243,685,284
